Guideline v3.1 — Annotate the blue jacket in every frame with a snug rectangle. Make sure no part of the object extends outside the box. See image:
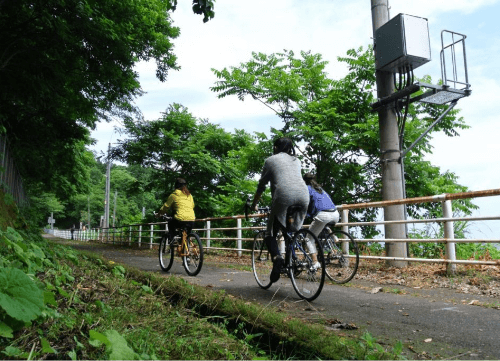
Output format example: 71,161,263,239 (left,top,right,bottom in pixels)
307,185,336,218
